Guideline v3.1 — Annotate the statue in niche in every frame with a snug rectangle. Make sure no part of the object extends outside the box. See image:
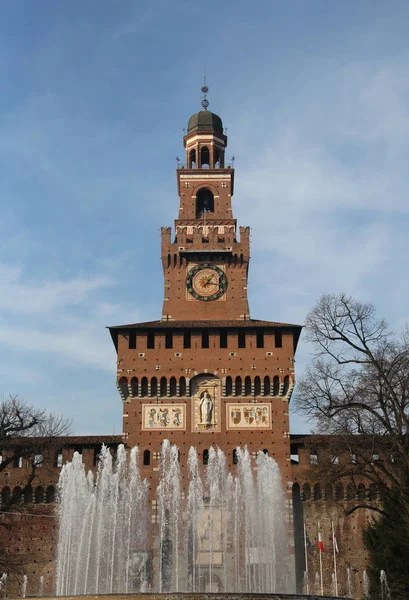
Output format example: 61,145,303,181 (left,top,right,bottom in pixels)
199,390,214,425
